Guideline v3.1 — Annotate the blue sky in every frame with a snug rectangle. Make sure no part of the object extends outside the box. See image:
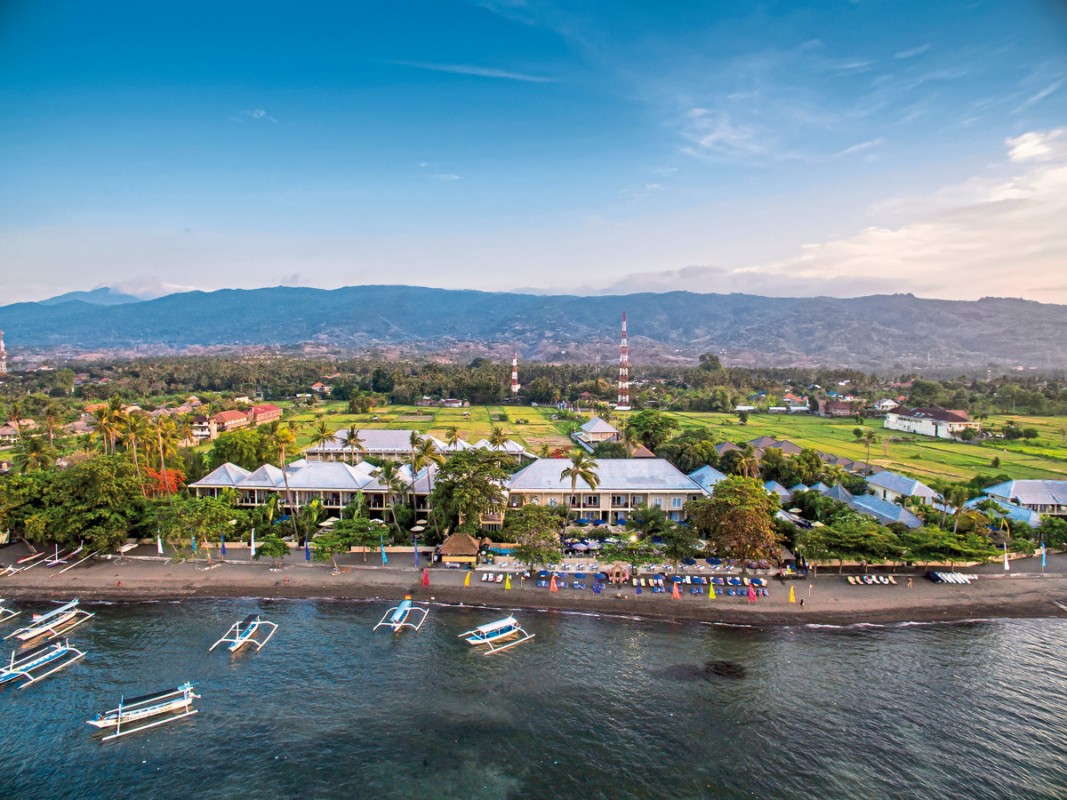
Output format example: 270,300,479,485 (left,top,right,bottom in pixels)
1,0,1065,303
